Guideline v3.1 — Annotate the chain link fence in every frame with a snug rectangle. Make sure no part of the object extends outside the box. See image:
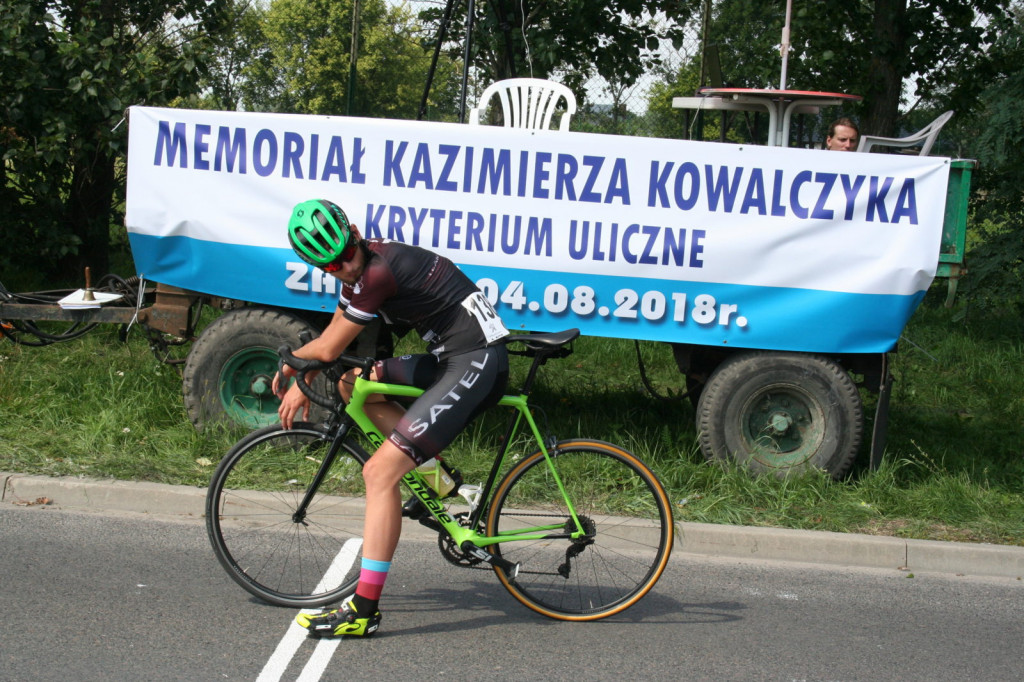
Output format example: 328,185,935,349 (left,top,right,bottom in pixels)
402,1,704,138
